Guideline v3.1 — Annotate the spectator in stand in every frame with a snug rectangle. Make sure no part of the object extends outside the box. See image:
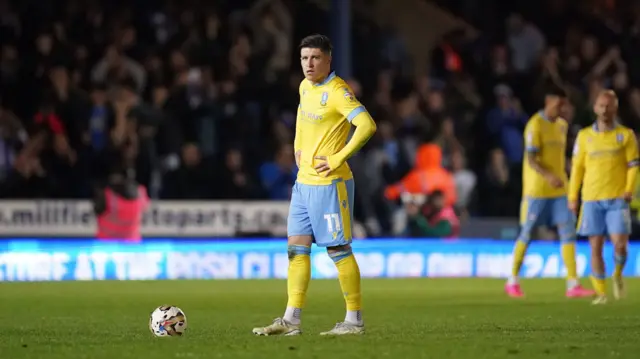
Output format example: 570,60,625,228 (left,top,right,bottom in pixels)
0,103,28,196
374,121,412,187
483,148,517,217
393,82,431,166
93,164,149,243
0,44,20,110
91,46,146,93
405,190,459,238
82,83,114,180
5,0,640,237
431,28,466,80
486,84,528,183
162,143,214,200
218,148,261,199
385,143,457,234
433,116,462,168
506,14,545,110
385,143,457,207
450,151,476,216
506,14,545,74
259,143,297,200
